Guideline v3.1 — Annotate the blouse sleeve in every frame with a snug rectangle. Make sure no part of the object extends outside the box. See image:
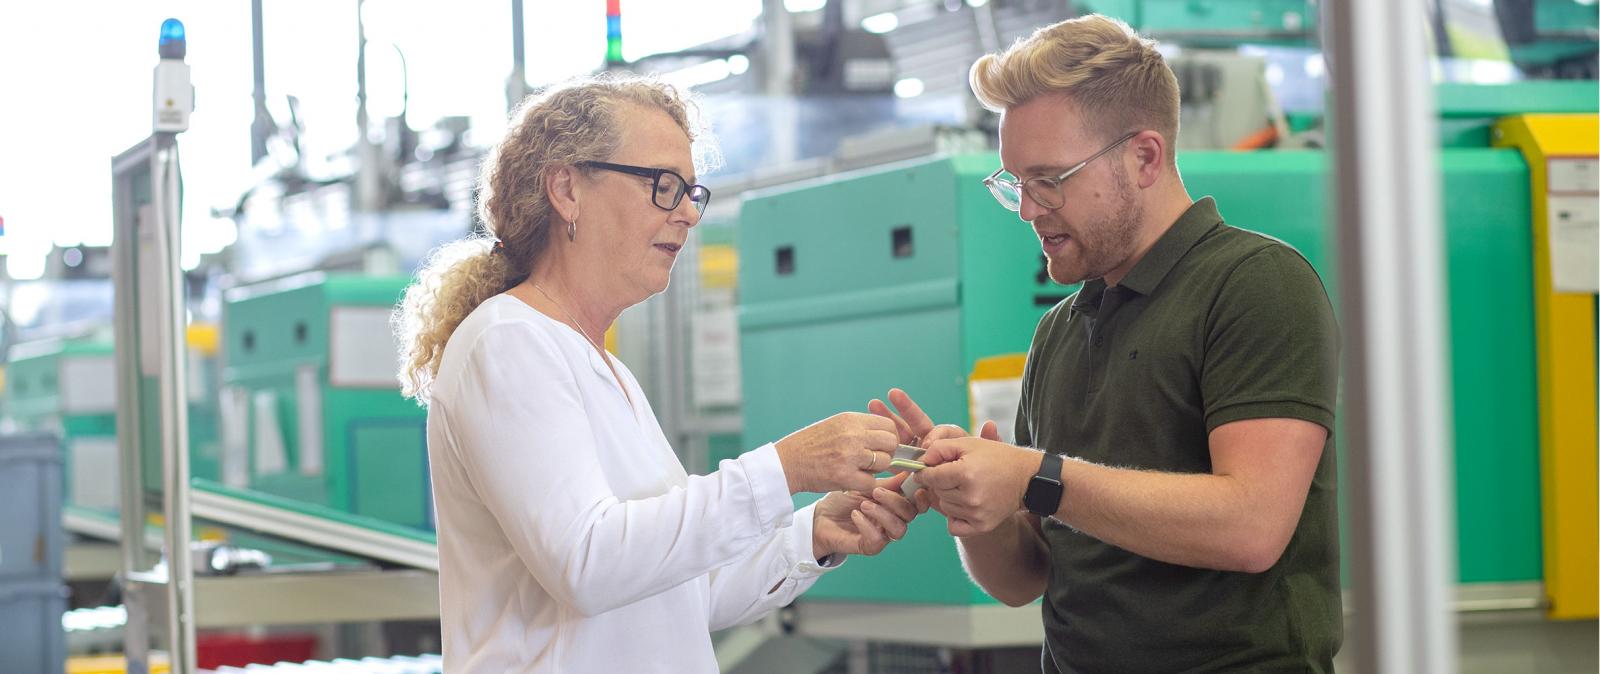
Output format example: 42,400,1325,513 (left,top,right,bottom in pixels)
439,320,797,617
